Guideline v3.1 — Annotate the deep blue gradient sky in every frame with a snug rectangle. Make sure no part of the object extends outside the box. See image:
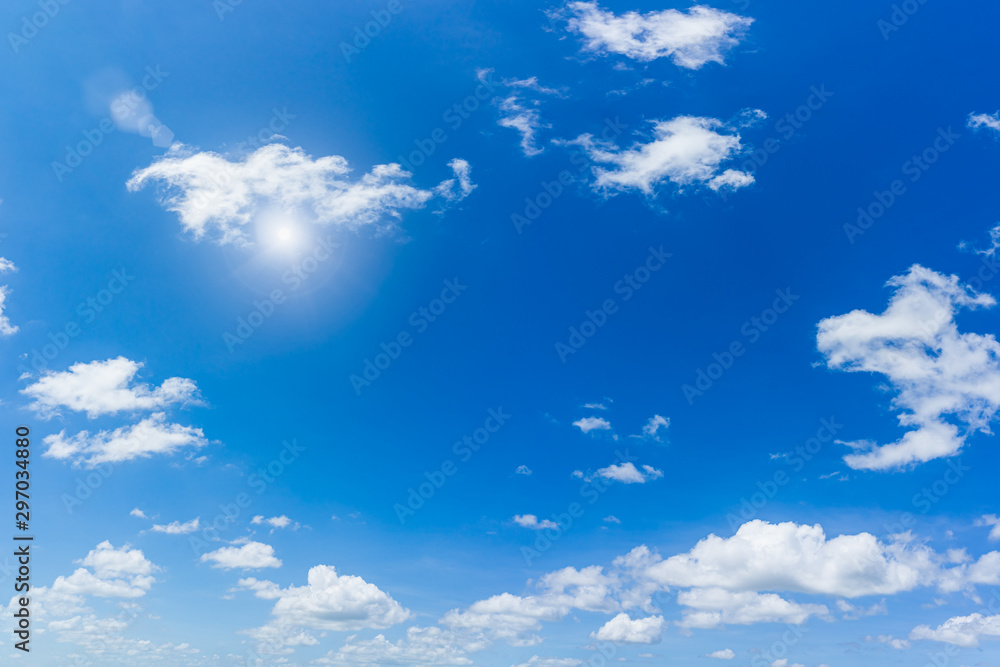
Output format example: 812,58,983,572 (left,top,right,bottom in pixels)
3,0,1000,665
